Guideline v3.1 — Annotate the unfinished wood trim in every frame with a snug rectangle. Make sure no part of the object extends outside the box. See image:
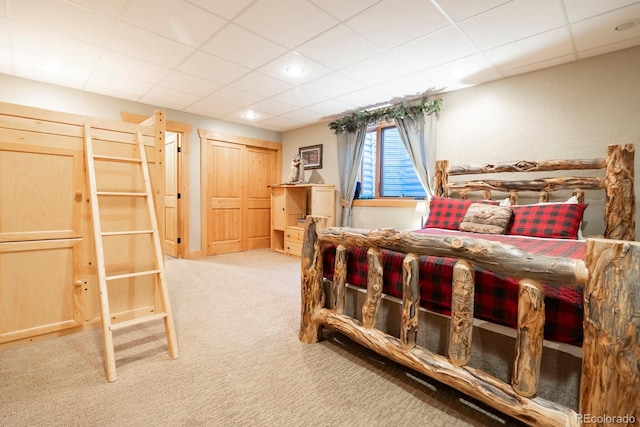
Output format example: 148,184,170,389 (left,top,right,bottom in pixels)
447,176,604,193
512,279,544,398
299,217,327,344
603,144,635,240
448,158,606,175
315,308,577,427
362,247,383,329
320,227,588,286
400,253,419,349
449,259,474,367
333,244,347,314
580,238,640,420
